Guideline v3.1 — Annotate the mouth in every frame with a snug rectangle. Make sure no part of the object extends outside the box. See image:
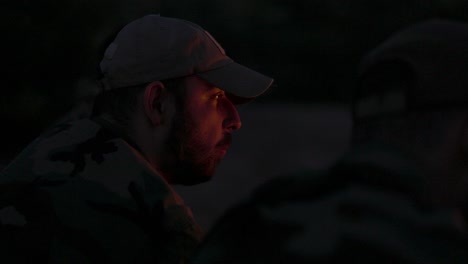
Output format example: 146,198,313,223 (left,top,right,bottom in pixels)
218,145,229,156
216,134,232,157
